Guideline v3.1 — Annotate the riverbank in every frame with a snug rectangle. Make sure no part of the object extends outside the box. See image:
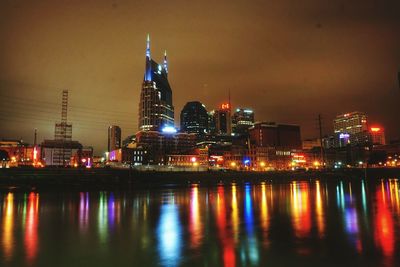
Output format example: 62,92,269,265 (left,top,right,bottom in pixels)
1,167,399,191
